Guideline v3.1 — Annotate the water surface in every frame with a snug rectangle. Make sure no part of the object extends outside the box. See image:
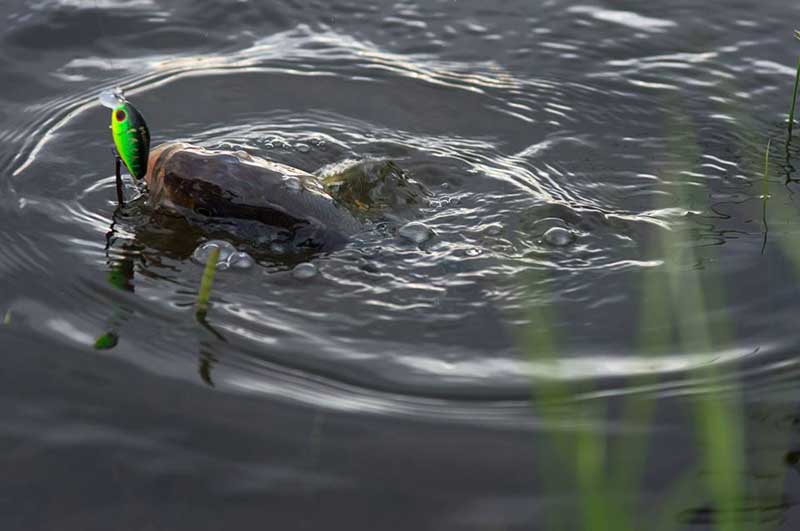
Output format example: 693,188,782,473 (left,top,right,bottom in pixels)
3,1,800,529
